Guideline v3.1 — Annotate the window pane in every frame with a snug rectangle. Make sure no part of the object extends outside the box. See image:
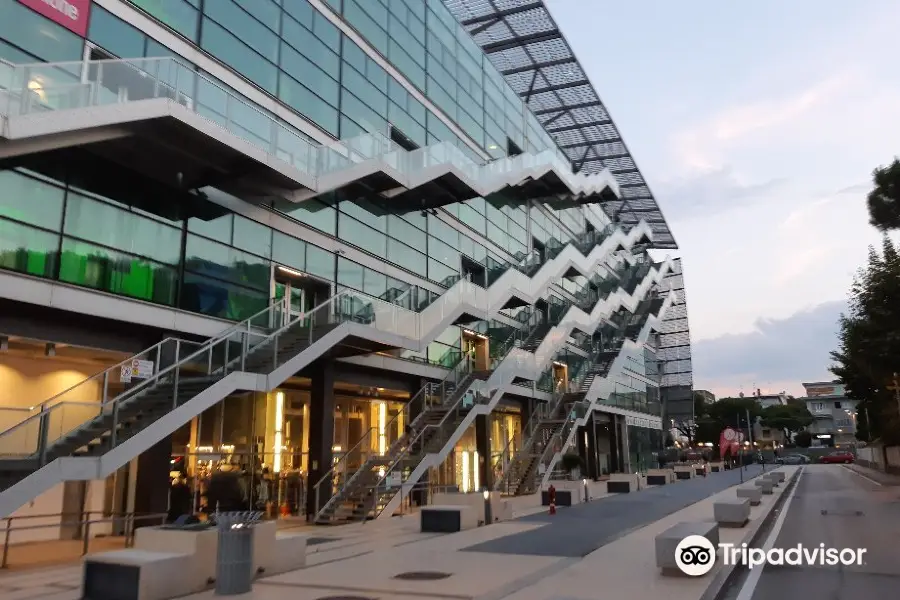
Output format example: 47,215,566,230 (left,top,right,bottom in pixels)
89,6,146,58
338,215,386,256
336,256,364,290
232,215,271,258
59,238,177,305
278,74,340,136
200,21,277,94
185,234,269,290
271,231,306,271
0,1,83,62
281,200,336,235
189,213,233,241
203,0,278,61
305,244,334,282
0,218,58,278
363,268,387,298
180,271,268,320
387,238,425,273
64,193,182,265
129,0,199,41
0,170,65,230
